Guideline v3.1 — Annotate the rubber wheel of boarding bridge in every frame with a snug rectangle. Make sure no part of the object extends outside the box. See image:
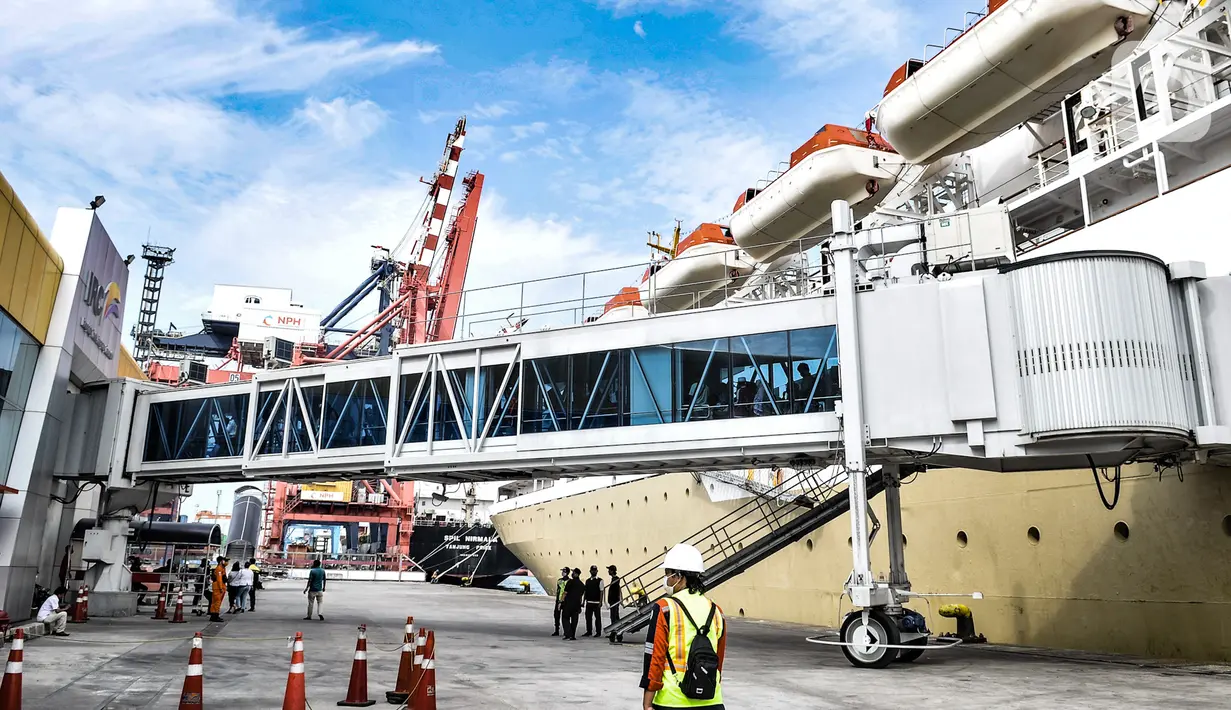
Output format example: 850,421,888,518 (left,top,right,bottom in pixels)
839,609,900,669
895,638,926,663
